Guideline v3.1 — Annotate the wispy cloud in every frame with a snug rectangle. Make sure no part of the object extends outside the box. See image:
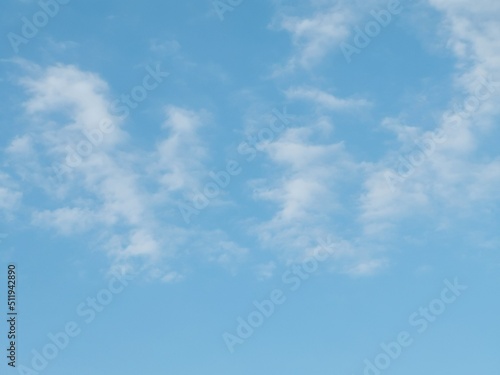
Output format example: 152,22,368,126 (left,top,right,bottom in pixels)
271,3,354,71
285,86,372,111
0,173,22,220
358,0,500,237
